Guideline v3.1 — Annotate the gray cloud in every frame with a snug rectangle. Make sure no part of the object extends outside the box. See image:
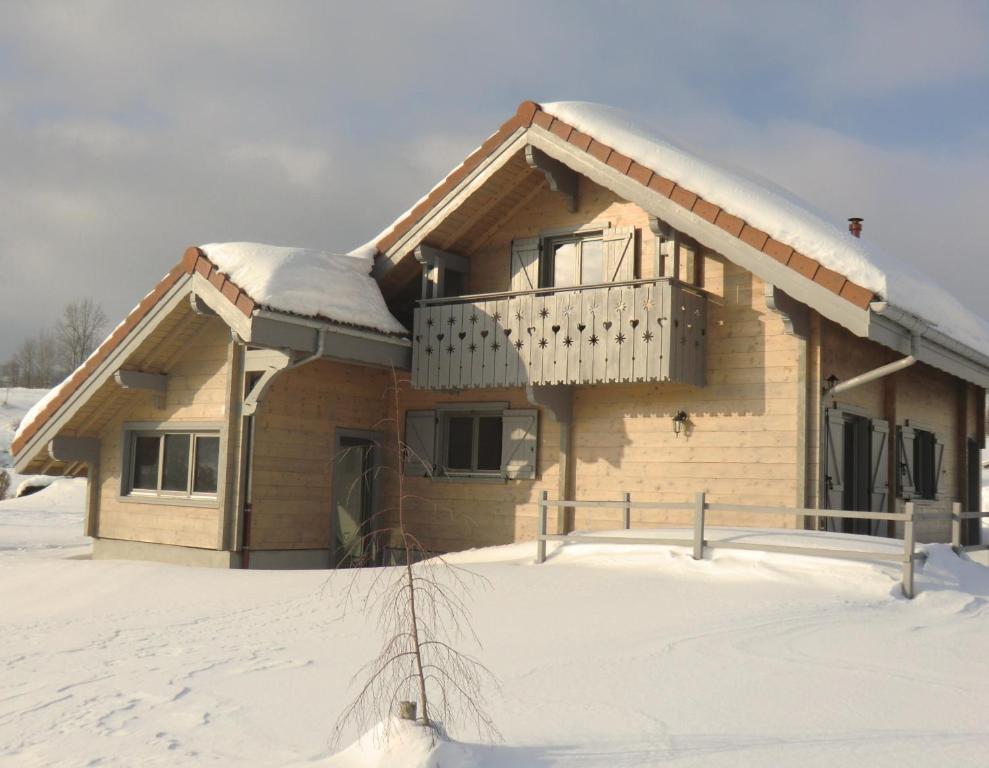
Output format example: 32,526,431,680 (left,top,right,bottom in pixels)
1,1,987,360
